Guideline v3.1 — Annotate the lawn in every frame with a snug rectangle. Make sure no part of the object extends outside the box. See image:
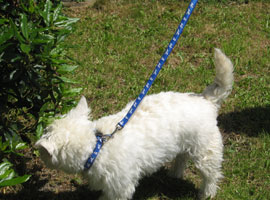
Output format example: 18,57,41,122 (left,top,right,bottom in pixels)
1,0,270,199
